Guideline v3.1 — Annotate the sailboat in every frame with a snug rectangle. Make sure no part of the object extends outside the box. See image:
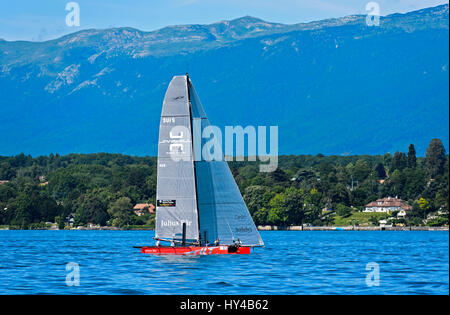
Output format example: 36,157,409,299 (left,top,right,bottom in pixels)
139,74,264,255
